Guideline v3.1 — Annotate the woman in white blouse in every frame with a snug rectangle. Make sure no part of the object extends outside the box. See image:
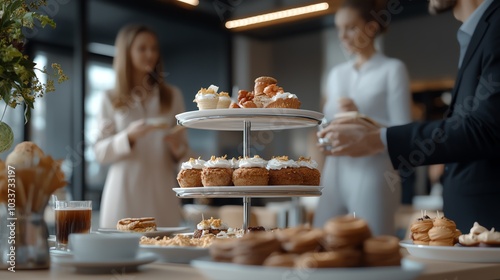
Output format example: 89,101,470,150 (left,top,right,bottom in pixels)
313,0,412,235
94,25,188,228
